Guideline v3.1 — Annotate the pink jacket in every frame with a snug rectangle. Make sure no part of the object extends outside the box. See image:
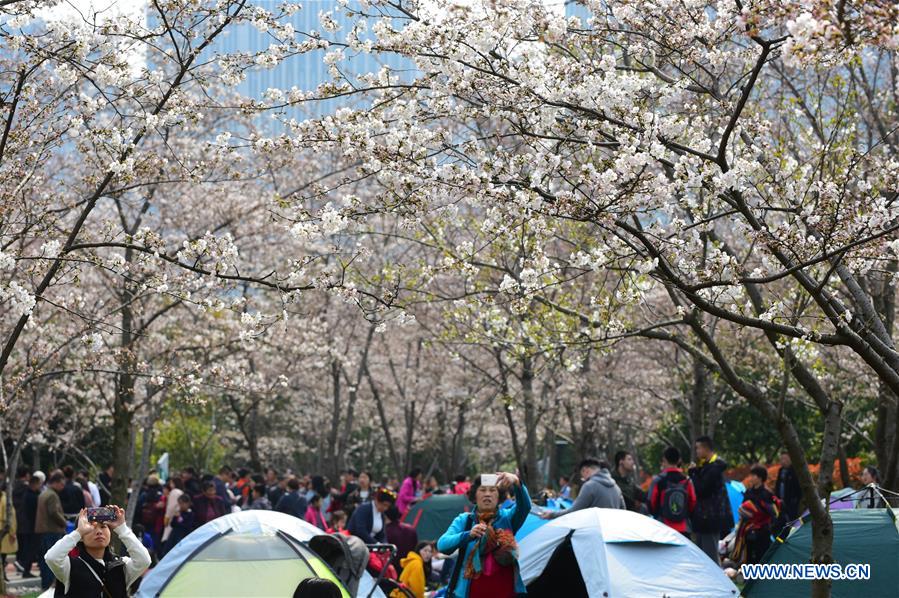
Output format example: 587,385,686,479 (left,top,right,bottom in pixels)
305,505,327,530
397,477,419,515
